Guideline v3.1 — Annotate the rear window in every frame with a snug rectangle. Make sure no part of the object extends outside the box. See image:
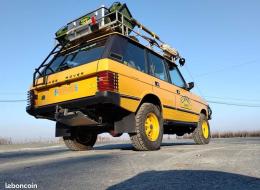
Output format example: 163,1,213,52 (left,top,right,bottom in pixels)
44,39,106,75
